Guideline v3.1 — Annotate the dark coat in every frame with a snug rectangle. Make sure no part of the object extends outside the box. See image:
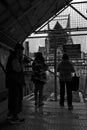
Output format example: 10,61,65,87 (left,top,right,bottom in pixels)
32,59,48,84
6,51,25,114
